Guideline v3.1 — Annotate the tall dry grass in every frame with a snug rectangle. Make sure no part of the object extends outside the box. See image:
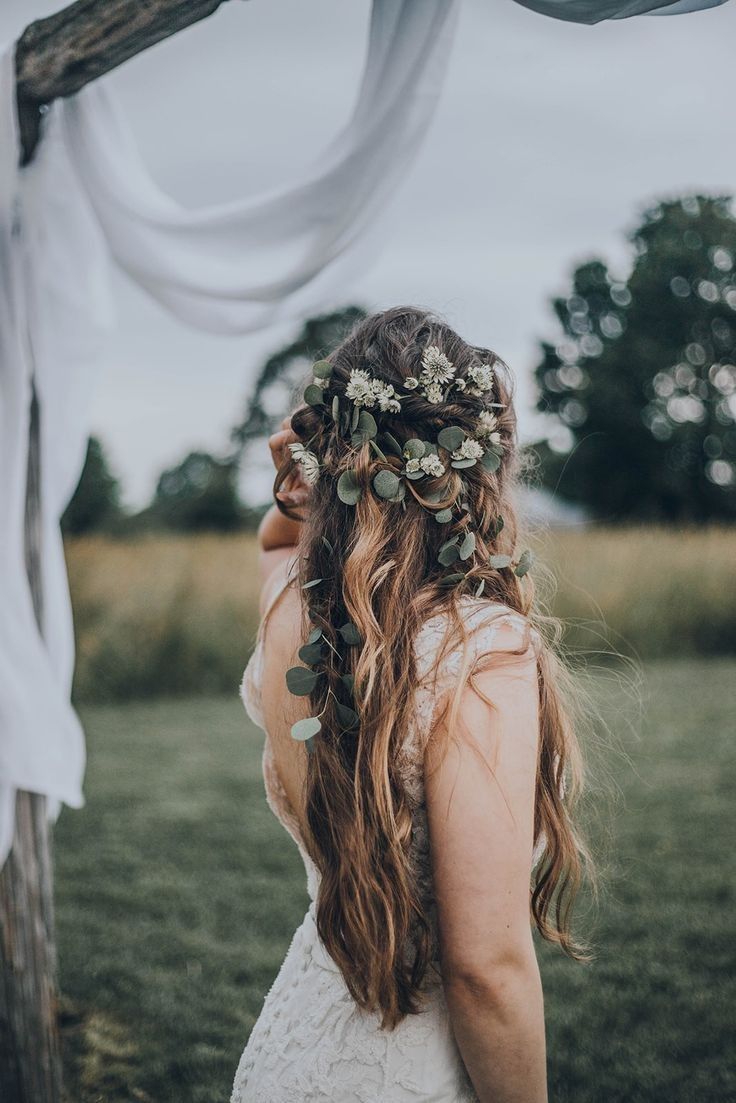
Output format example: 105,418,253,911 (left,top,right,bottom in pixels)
65,526,736,701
